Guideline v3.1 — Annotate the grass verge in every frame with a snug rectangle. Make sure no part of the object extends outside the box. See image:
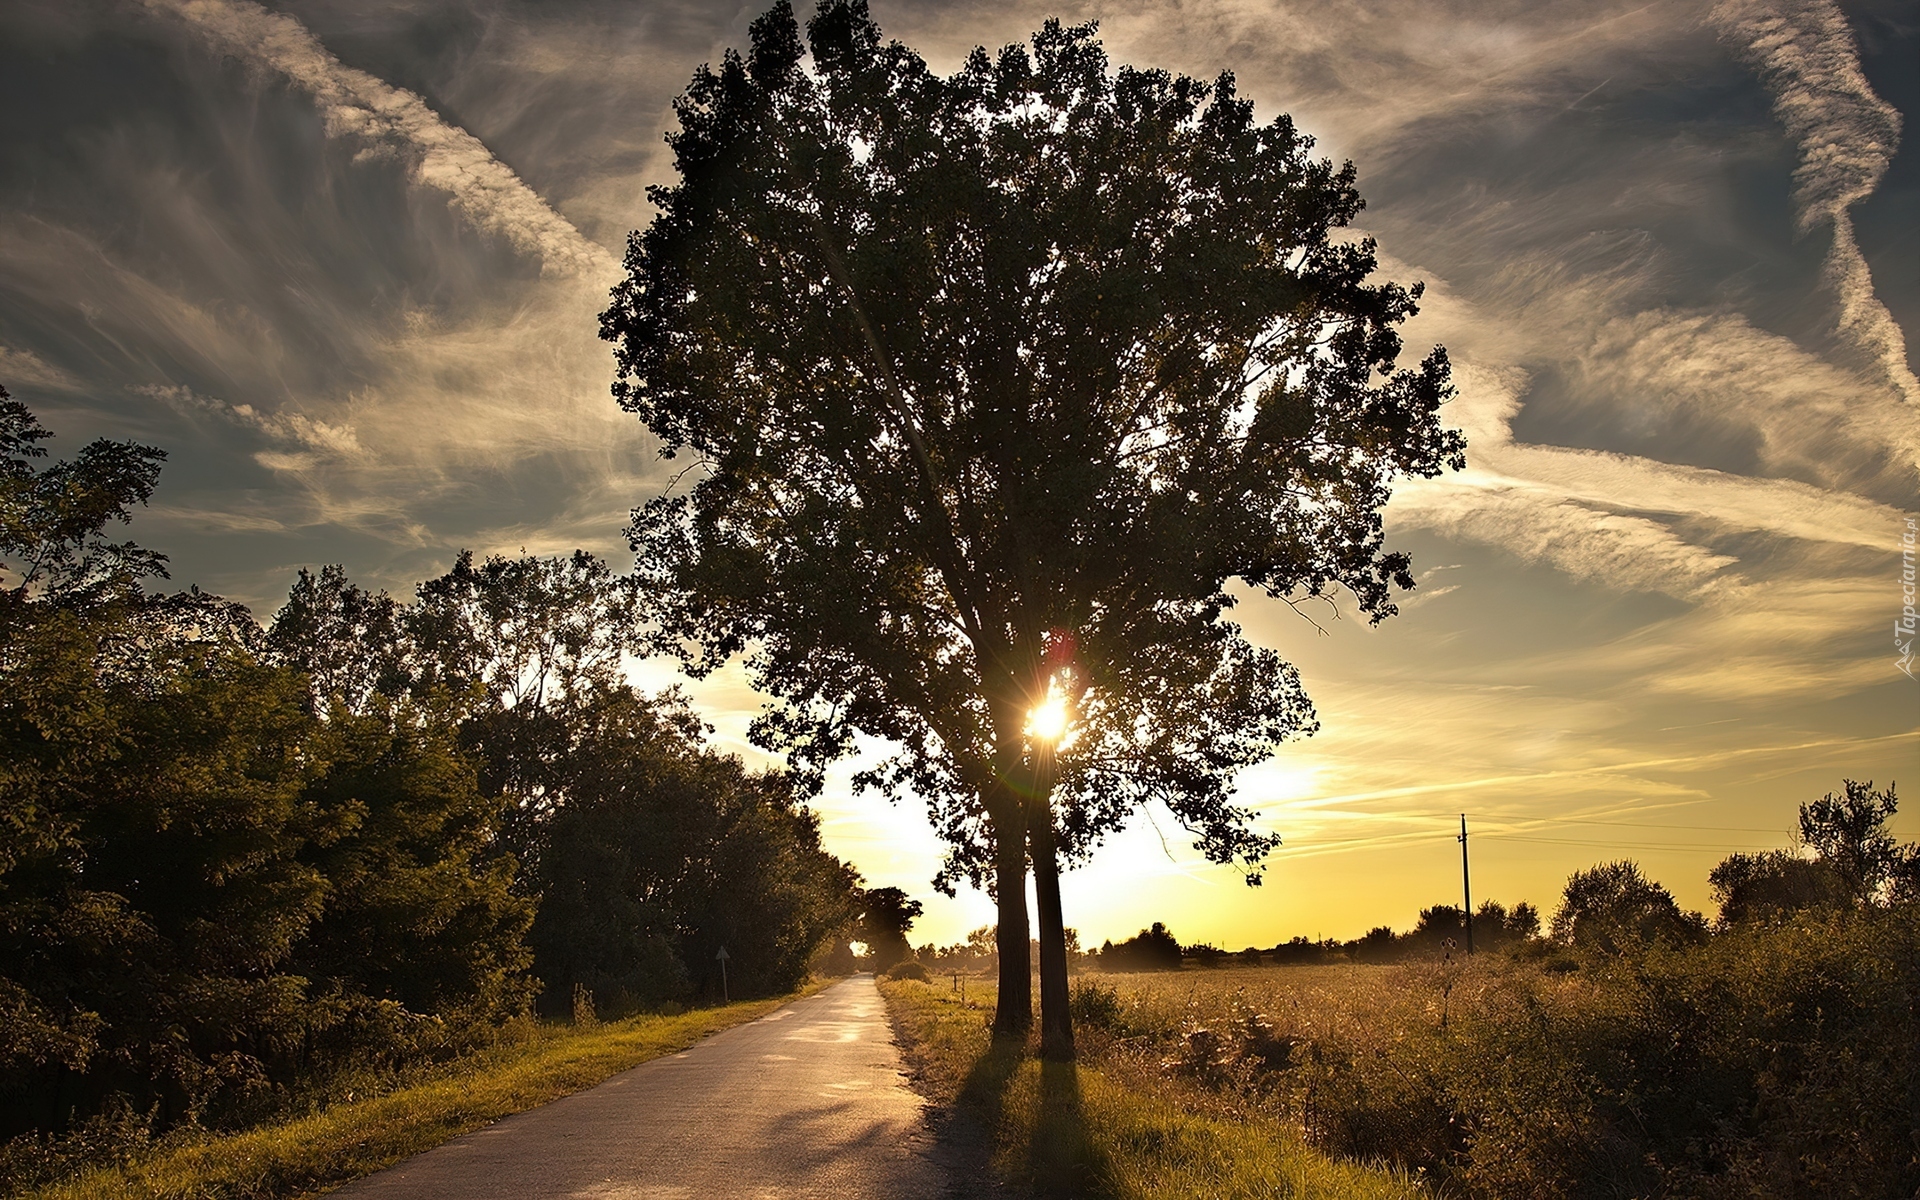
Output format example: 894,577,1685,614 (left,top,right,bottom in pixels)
879,977,1429,1200
19,981,831,1200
